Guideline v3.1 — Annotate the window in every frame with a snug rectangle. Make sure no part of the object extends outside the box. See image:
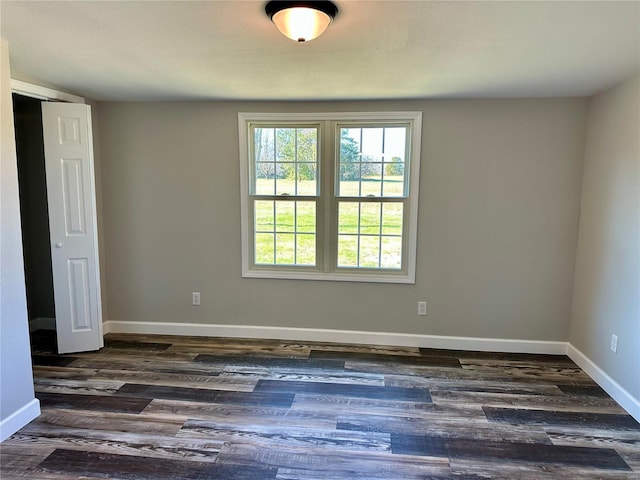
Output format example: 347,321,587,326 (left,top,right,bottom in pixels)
238,112,422,283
